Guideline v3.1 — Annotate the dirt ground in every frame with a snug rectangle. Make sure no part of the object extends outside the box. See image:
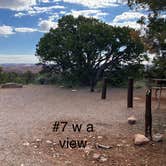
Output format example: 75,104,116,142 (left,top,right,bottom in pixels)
0,85,166,166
